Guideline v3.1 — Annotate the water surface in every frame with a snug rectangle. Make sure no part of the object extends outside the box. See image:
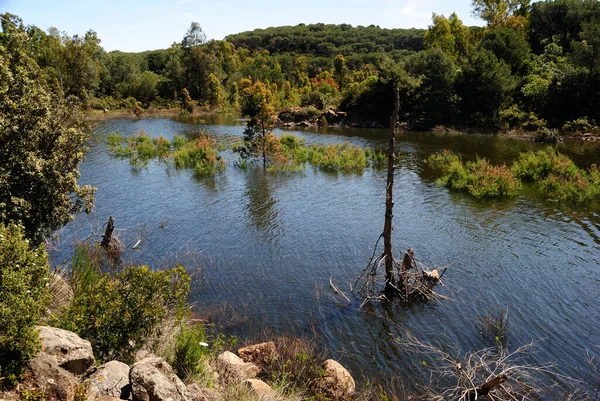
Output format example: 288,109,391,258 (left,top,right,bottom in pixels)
52,117,600,393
